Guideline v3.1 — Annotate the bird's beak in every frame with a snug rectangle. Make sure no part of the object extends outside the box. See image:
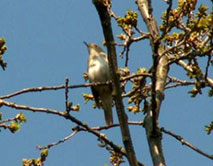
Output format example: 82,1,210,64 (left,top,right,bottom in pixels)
83,41,89,48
